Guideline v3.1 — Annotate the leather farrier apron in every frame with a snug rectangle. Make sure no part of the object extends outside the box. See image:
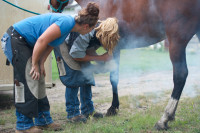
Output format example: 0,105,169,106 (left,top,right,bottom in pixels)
54,31,102,88
6,26,50,118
